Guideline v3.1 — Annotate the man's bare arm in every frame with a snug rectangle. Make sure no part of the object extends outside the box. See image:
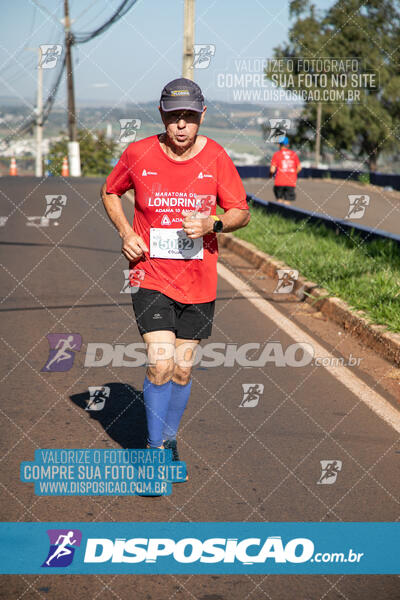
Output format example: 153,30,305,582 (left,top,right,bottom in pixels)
101,182,148,261
215,207,250,233
182,207,250,239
